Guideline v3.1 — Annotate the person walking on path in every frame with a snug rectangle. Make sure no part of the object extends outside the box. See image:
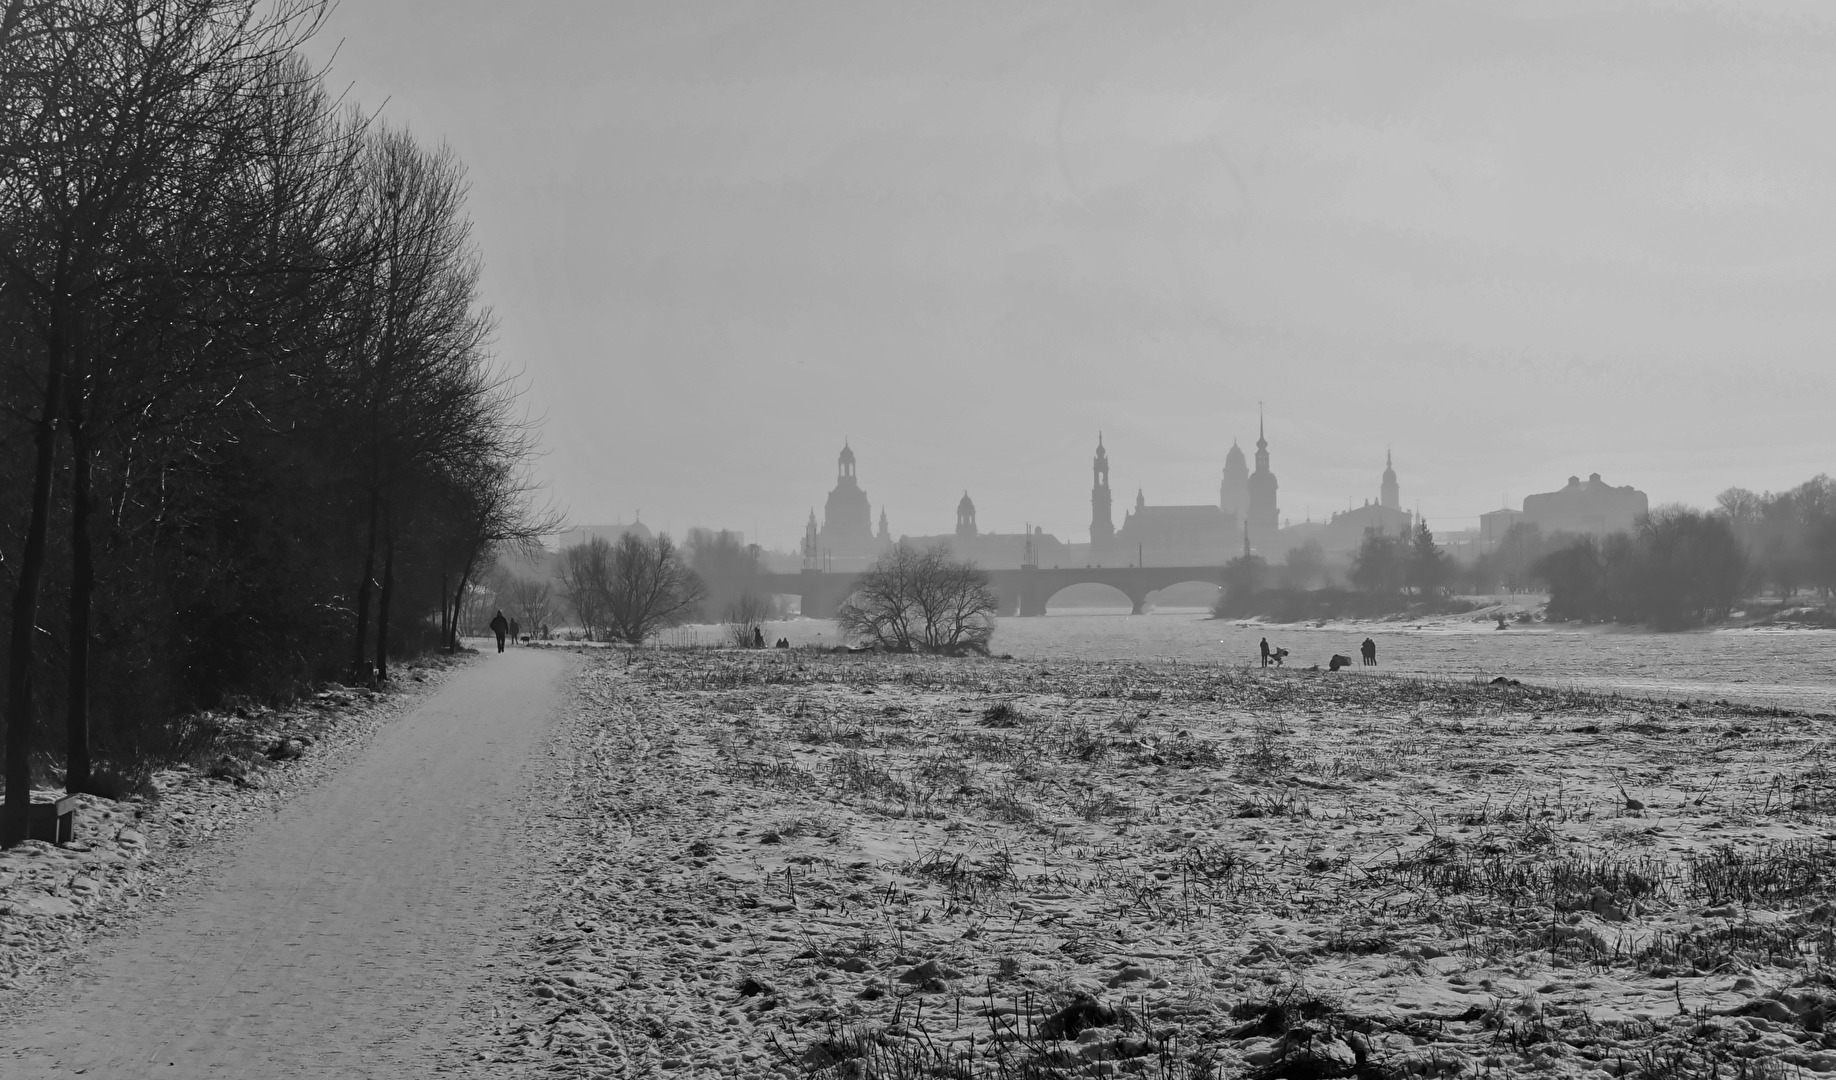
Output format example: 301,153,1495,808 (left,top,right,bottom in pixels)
489,610,509,653
1259,637,1271,668
1361,637,1377,666
509,618,521,645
